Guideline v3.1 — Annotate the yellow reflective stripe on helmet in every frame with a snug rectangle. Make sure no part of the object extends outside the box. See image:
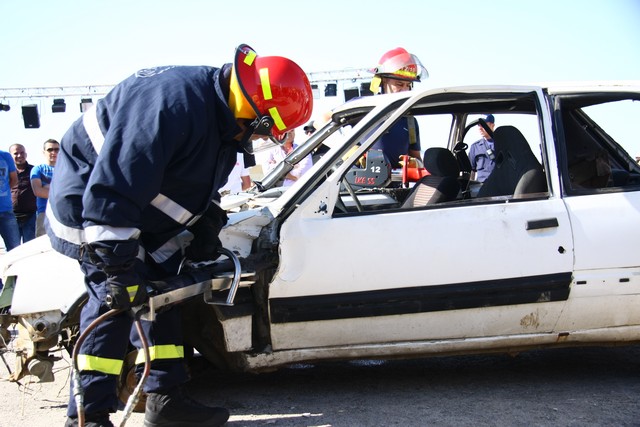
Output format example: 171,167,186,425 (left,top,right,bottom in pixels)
135,344,184,364
243,50,256,66
259,68,273,100
126,285,139,303
77,354,123,375
268,107,286,131
394,69,418,79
